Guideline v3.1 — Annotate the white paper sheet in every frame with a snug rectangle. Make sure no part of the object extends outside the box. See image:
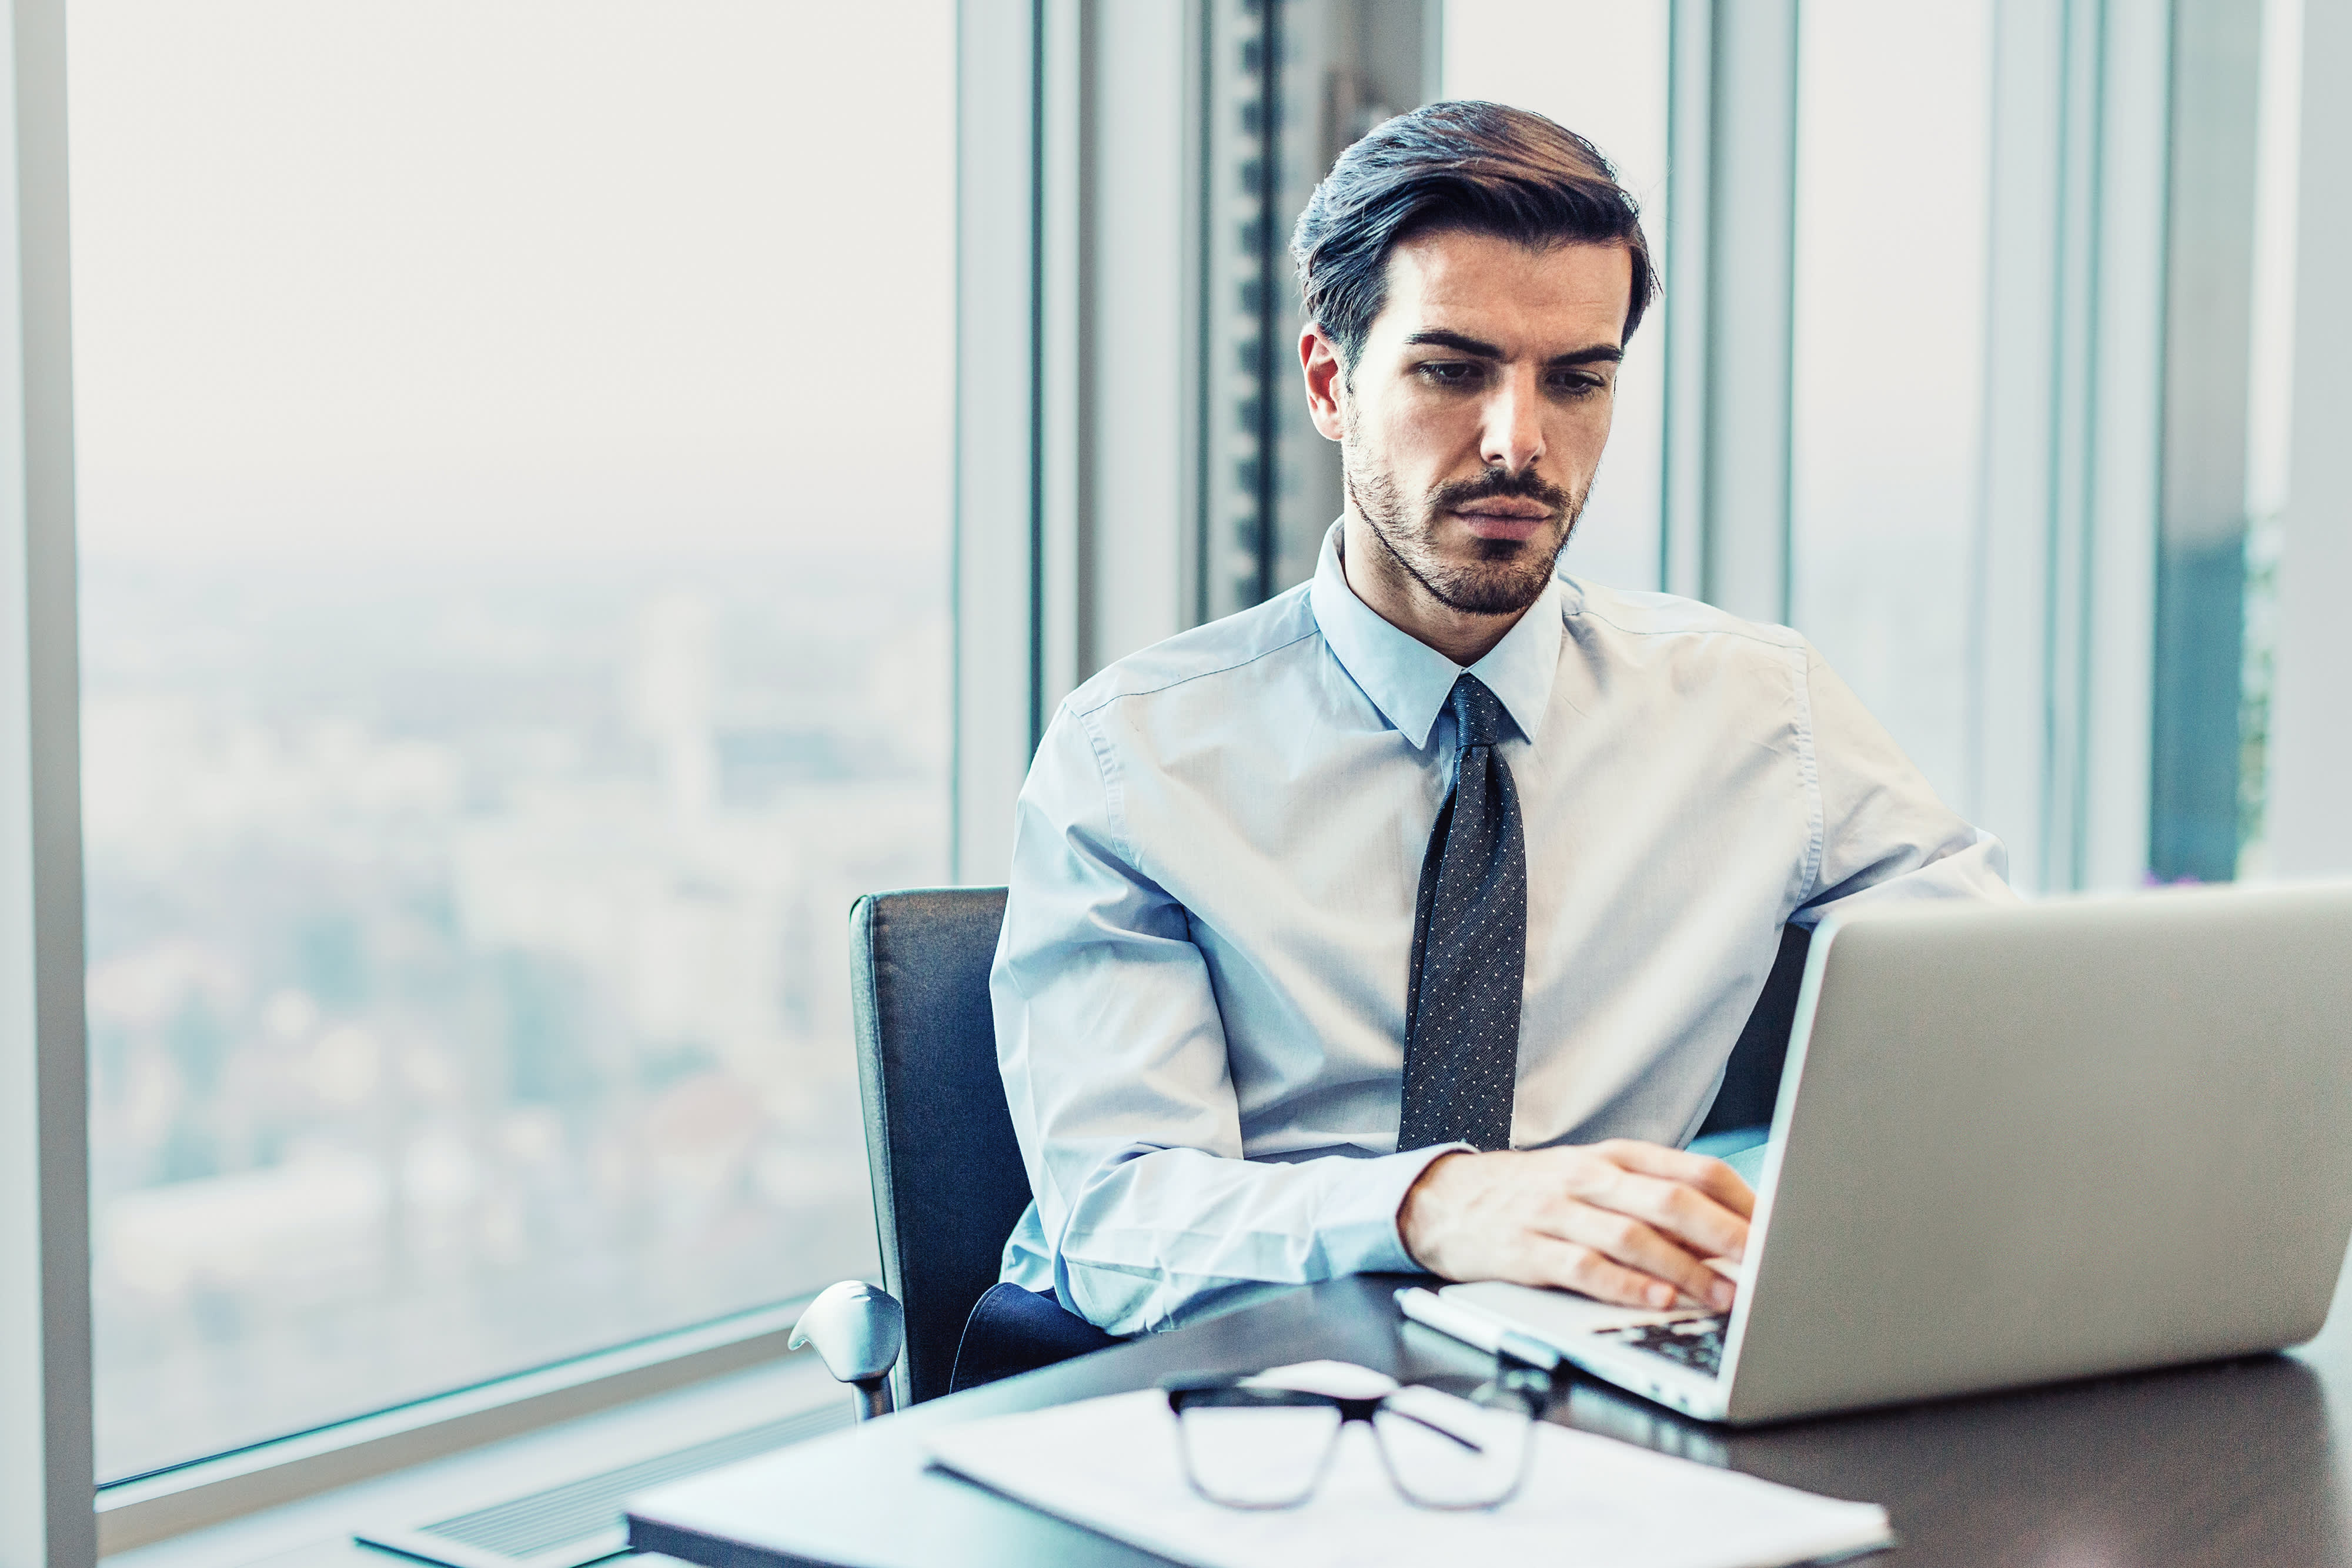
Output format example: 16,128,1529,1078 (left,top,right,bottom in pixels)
926,1362,1890,1568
